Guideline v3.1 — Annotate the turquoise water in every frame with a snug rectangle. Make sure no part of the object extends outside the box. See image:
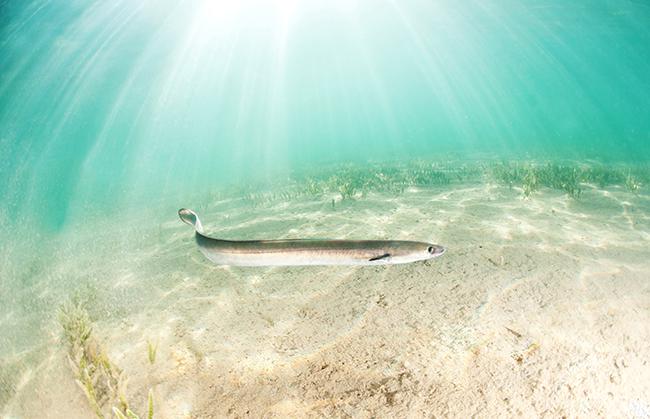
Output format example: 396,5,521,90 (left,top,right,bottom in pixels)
2,0,649,230
1,1,650,417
